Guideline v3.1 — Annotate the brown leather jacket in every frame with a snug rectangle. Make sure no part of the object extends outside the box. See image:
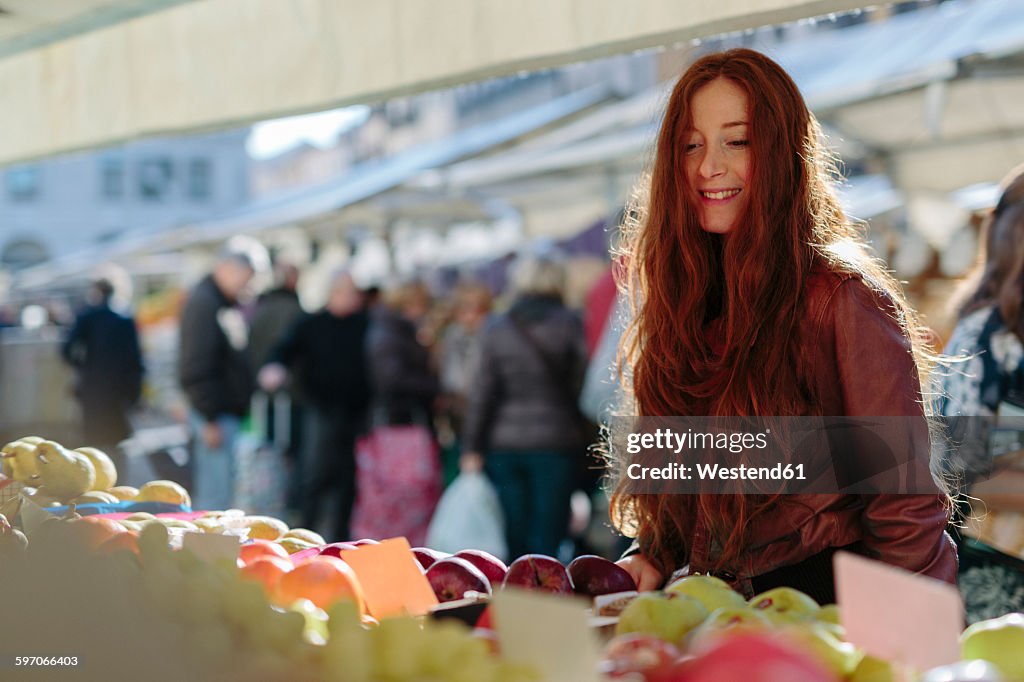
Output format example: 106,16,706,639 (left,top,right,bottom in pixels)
633,266,958,596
